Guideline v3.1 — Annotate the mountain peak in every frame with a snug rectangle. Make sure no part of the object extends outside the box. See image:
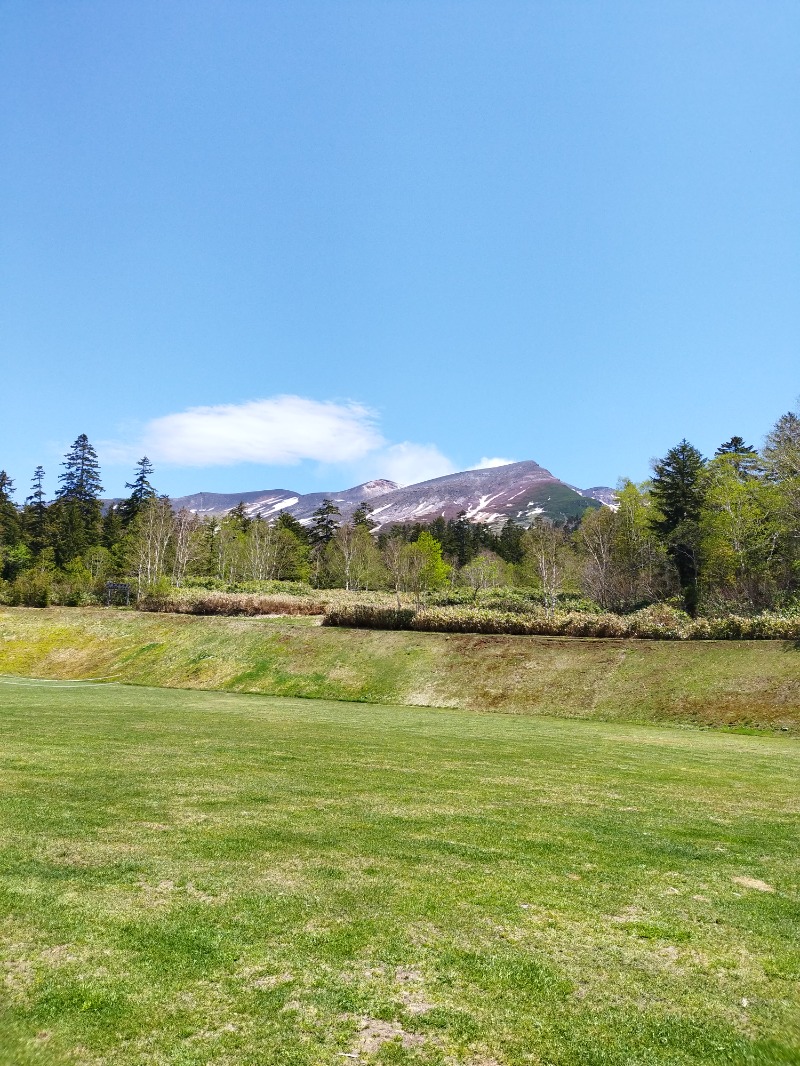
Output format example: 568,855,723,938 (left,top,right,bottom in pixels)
357,479,399,496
